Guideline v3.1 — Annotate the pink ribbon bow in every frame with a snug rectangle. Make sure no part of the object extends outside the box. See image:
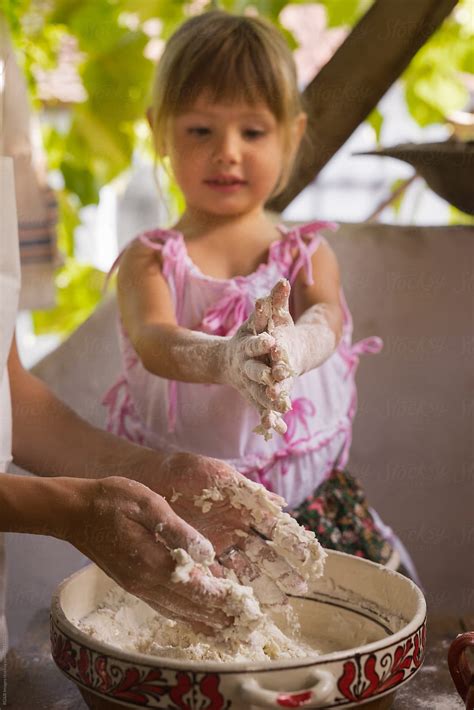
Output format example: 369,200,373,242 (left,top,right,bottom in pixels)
283,397,316,444
200,280,251,336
